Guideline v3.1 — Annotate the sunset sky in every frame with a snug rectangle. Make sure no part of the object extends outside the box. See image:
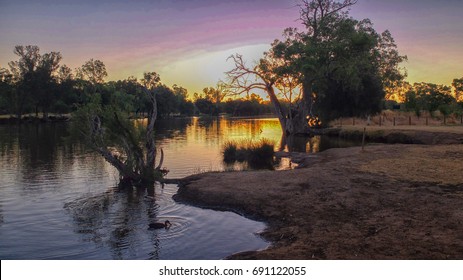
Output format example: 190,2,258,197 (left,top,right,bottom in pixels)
1,0,462,96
